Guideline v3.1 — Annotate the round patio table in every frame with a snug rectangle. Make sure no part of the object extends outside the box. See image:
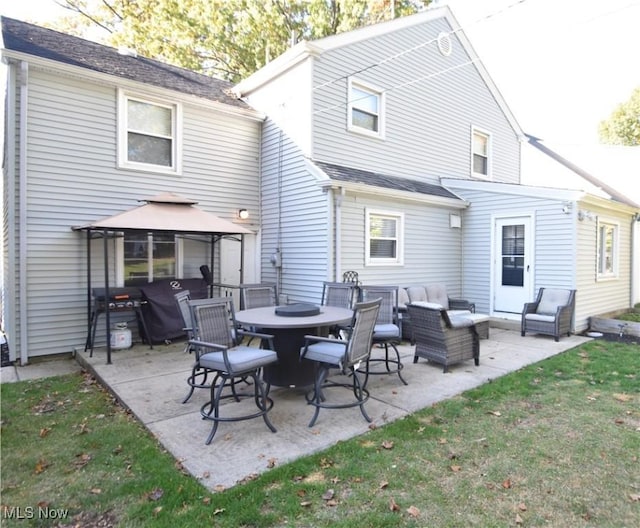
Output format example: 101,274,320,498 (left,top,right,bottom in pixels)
235,305,353,388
